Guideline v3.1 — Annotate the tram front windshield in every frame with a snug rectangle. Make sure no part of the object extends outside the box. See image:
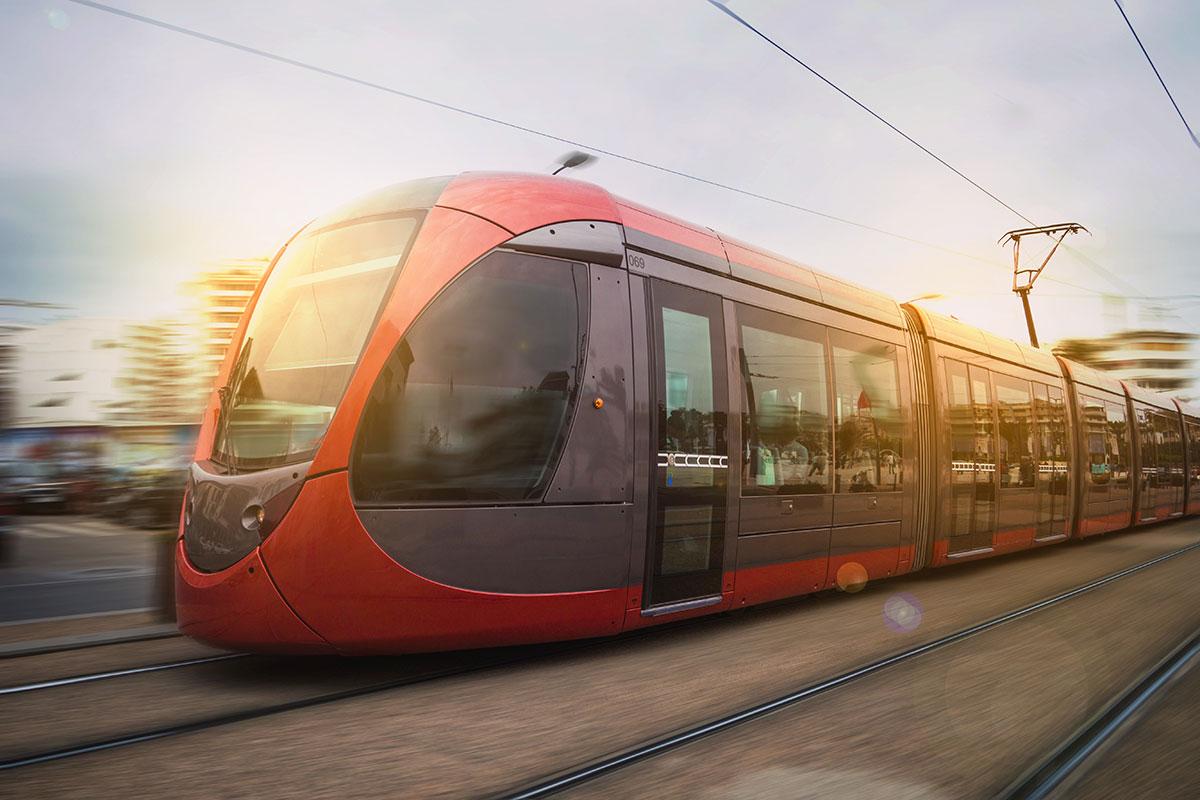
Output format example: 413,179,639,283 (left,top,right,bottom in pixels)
212,214,421,470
